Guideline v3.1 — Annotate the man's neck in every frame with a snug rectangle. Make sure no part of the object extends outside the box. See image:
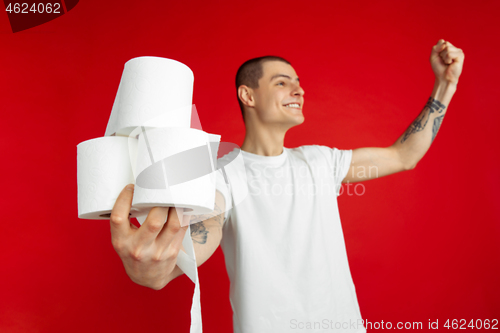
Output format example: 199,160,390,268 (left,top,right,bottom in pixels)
240,123,286,157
